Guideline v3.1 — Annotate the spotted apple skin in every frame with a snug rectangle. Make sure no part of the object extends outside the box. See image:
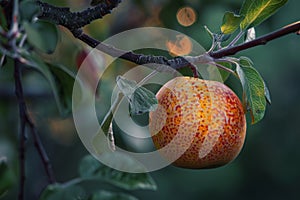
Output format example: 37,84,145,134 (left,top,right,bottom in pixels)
149,77,246,169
